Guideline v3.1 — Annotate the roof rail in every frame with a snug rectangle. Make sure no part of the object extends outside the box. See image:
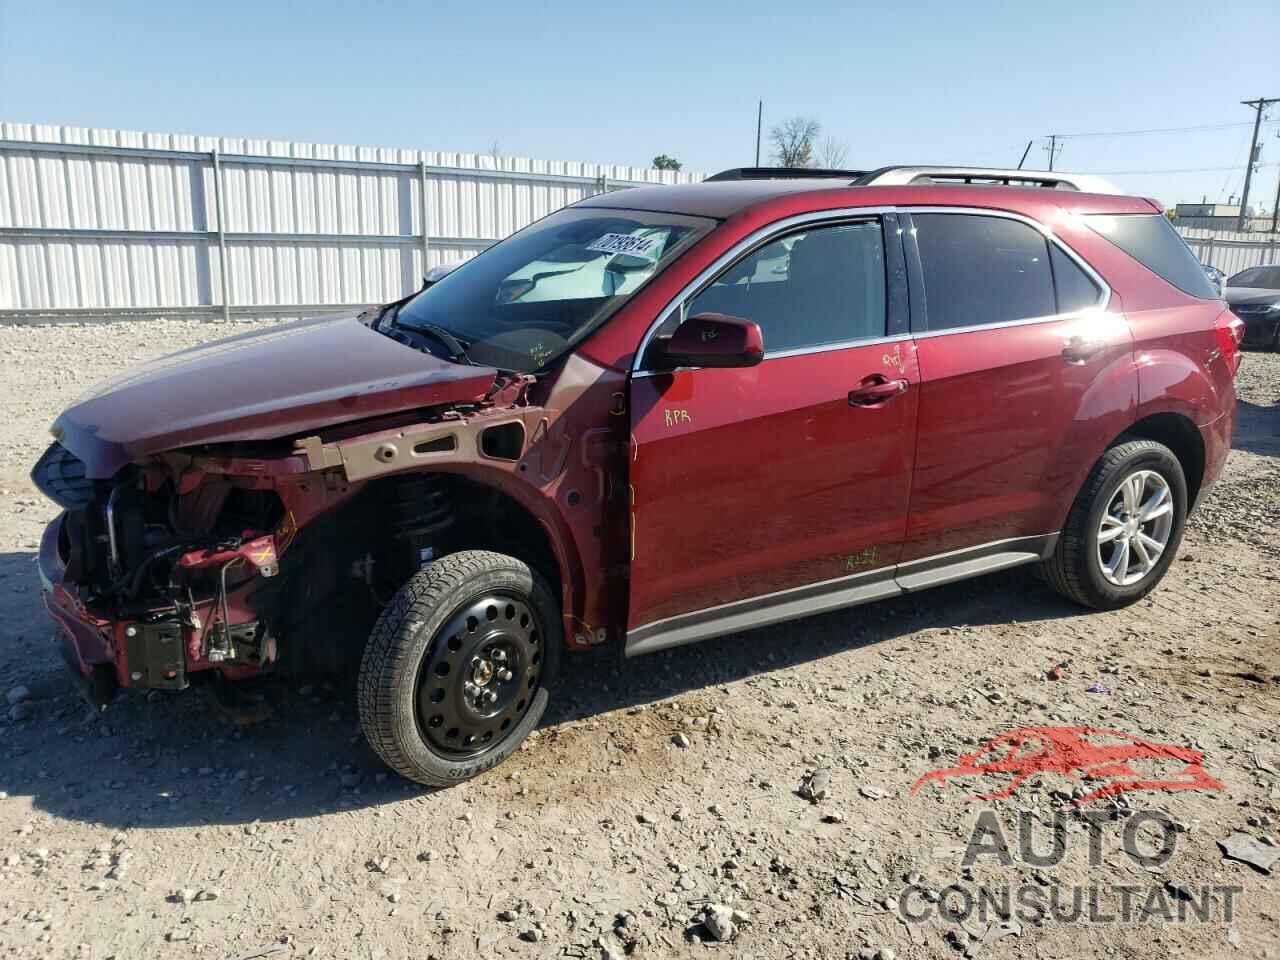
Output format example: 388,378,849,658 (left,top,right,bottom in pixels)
705,167,867,182
854,165,1123,195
